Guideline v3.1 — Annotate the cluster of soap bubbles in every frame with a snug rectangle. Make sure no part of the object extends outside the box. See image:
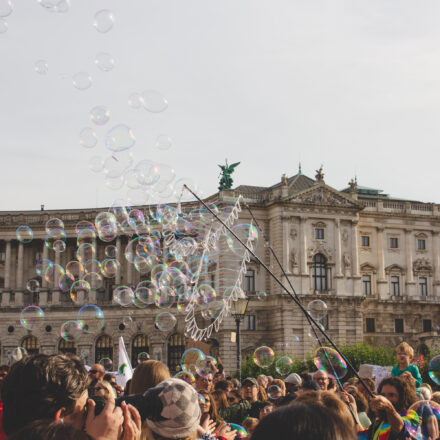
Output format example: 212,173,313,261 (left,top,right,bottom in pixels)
173,348,218,384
